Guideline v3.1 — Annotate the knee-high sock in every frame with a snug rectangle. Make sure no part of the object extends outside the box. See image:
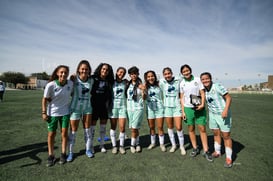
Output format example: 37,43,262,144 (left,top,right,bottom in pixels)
150,134,156,145
214,142,221,154
90,126,95,148
159,134,165,145
68,131,76,153
110,129,116,147
119,132,125,147
168,128,176,146
177,130,184,146
84,128,91,151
